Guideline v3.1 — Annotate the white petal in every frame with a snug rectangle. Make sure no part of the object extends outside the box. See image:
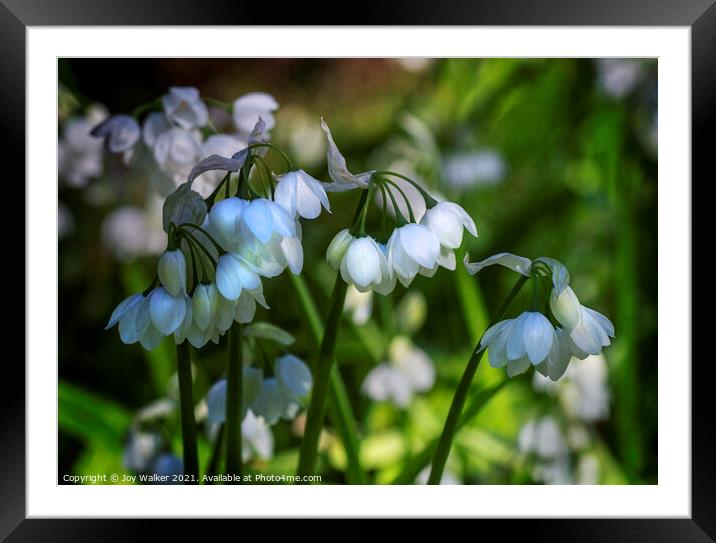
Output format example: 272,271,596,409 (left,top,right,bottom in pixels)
280,236,304,275
463,252,533,276
535,257,570,294
506,313,528,360
506,355,531,377
209,197,245,246
106,293,143,330
192,283,218,331
148,288,187,335
234,291,257,324
343,237,381,288
157,249,187,297
243,199,274,243
275,355,312,399
274,171,298,217
188,154,243,184
583,306,615,338
326,229,354,270
550,286,583,330
399,224,440,269
320,117,370,189
522,312,554,364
